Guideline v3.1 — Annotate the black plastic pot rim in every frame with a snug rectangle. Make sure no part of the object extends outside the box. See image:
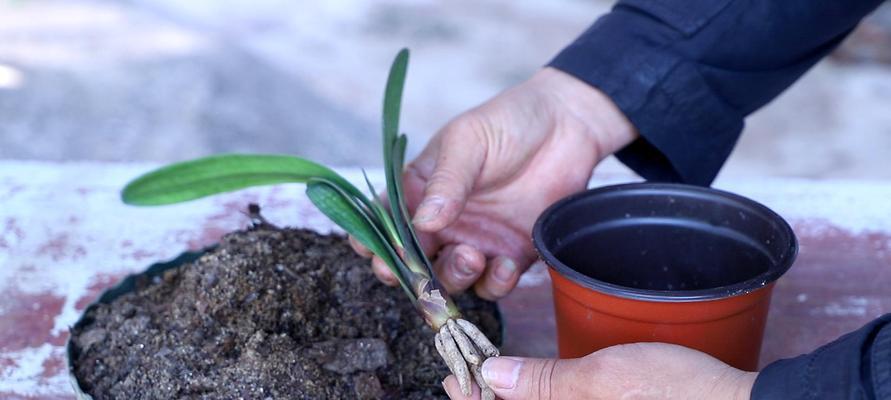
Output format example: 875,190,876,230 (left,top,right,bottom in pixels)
532,182,798,303
65,248,212,400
